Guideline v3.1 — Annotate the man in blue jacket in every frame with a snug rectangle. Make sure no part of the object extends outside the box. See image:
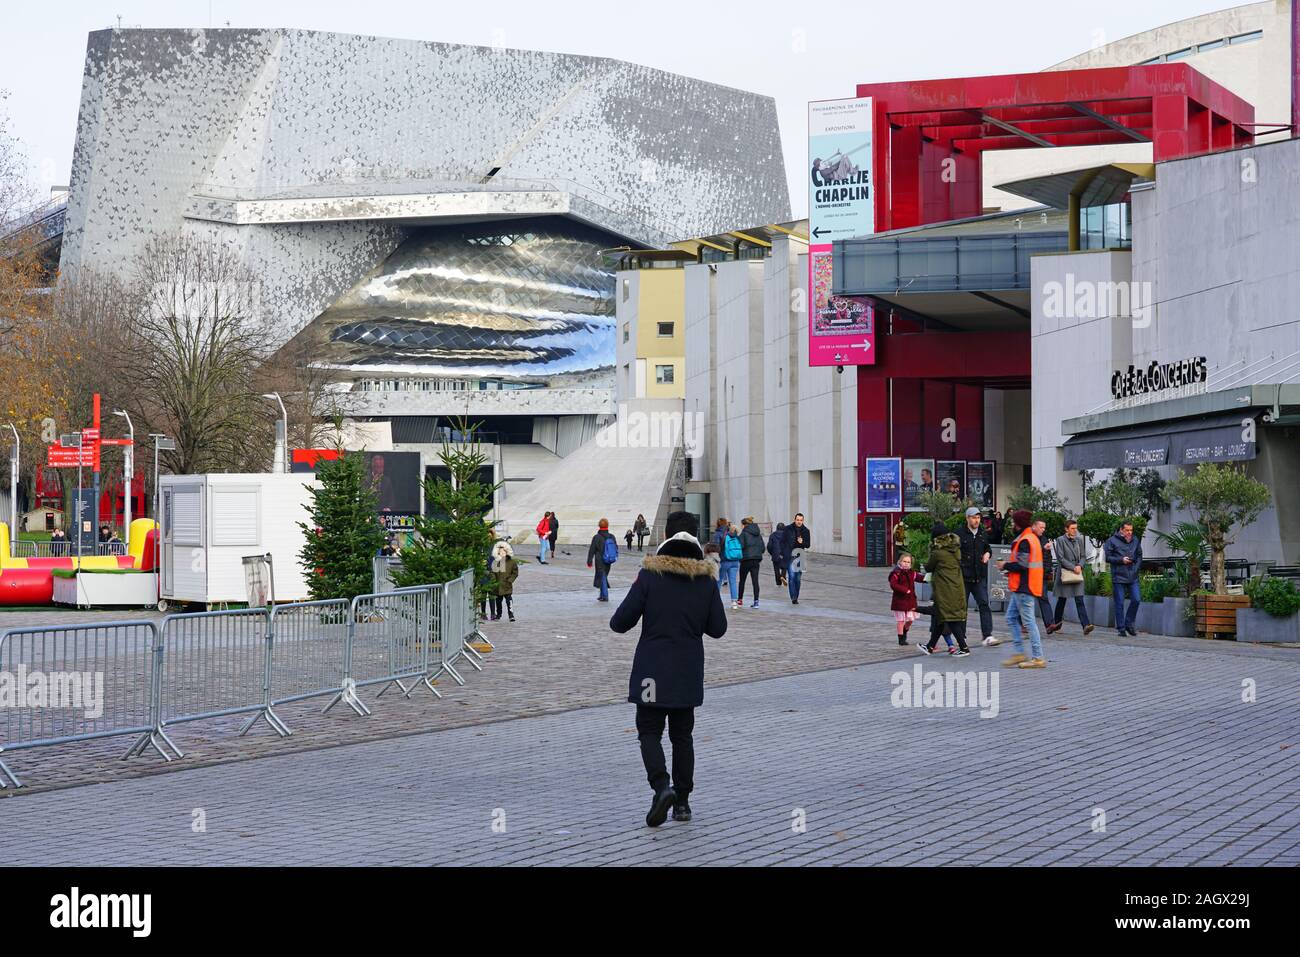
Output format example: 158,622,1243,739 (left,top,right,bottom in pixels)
610,510,727,827
1104,521,1143,636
